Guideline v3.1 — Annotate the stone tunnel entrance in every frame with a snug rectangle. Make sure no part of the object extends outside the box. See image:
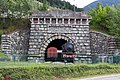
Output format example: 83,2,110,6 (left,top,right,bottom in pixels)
45,39,67,61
